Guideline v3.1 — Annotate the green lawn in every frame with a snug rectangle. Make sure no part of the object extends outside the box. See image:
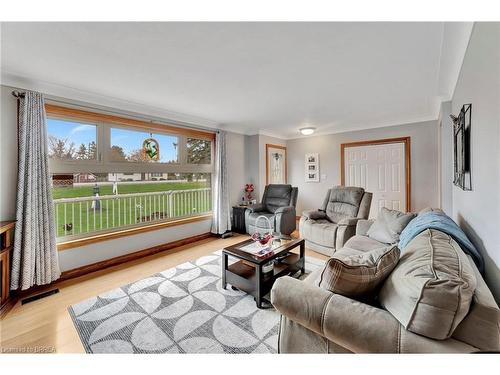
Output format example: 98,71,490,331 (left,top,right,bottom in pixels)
53,182,211,238
52,181,209,199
